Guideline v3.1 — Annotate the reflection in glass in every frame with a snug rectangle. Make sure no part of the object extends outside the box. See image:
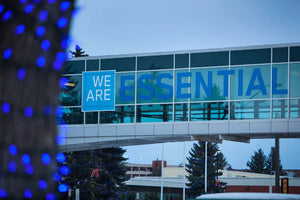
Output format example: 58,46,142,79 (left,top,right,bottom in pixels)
230,100,270,120
175,103,188,121
137,55,173,70
116,72,135,104
290,99,300,118
63,60,85,74
87,59,99,71
272,100,287,119
62,107,83,124
86,112,98,124
100,106,135,124
59,76,82,106
190,102,228,121
136,104,173,122
290,63,300,97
